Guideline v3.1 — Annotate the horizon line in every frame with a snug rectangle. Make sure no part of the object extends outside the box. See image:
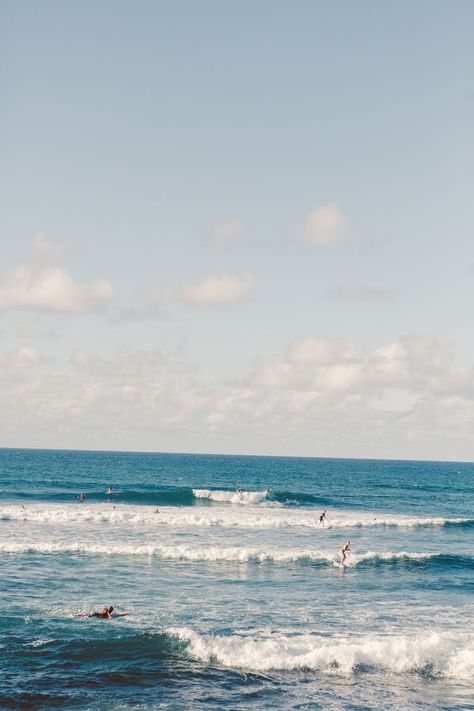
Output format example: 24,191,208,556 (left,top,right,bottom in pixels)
0,445,472,466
